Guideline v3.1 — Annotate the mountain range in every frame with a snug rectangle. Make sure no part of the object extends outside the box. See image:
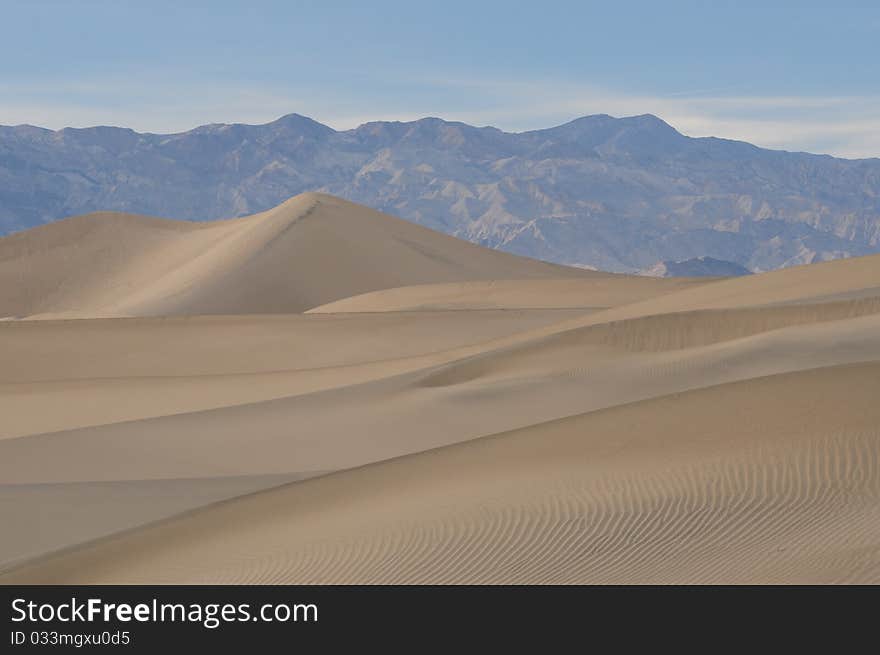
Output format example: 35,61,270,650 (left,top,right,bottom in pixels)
2,112,879,272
